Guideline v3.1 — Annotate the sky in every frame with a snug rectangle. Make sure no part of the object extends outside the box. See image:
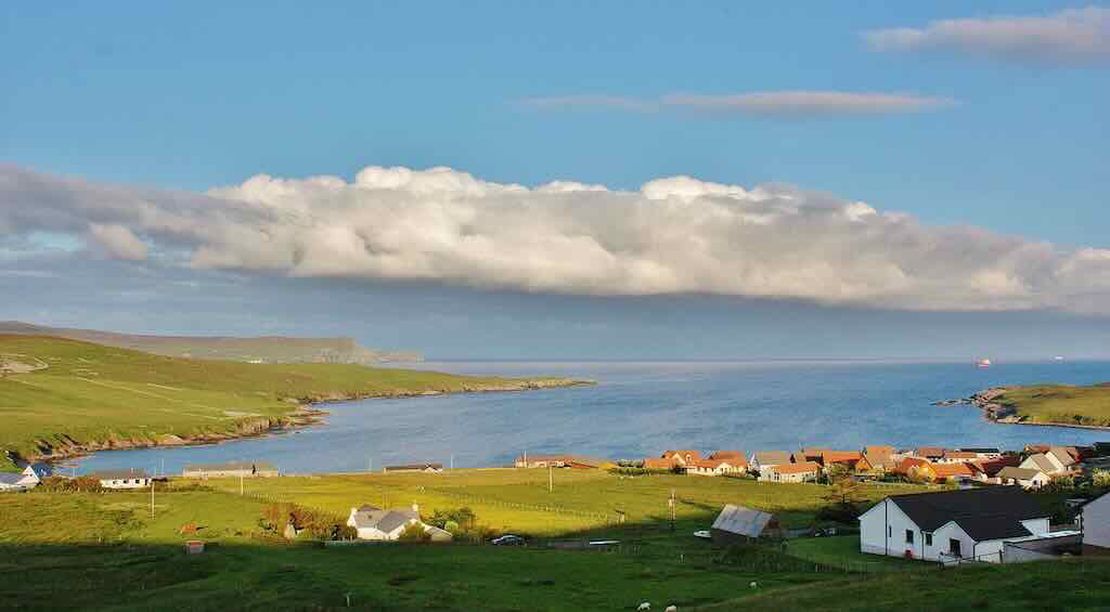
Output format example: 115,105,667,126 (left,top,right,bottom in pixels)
1,2,1109,359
